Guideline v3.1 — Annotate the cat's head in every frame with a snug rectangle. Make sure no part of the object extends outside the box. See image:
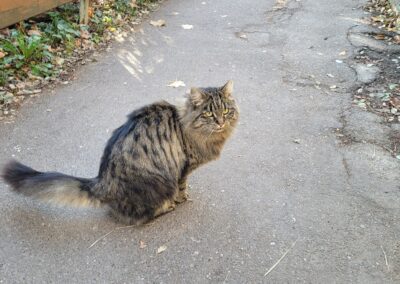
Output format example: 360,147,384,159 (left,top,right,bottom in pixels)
180,80,239,137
